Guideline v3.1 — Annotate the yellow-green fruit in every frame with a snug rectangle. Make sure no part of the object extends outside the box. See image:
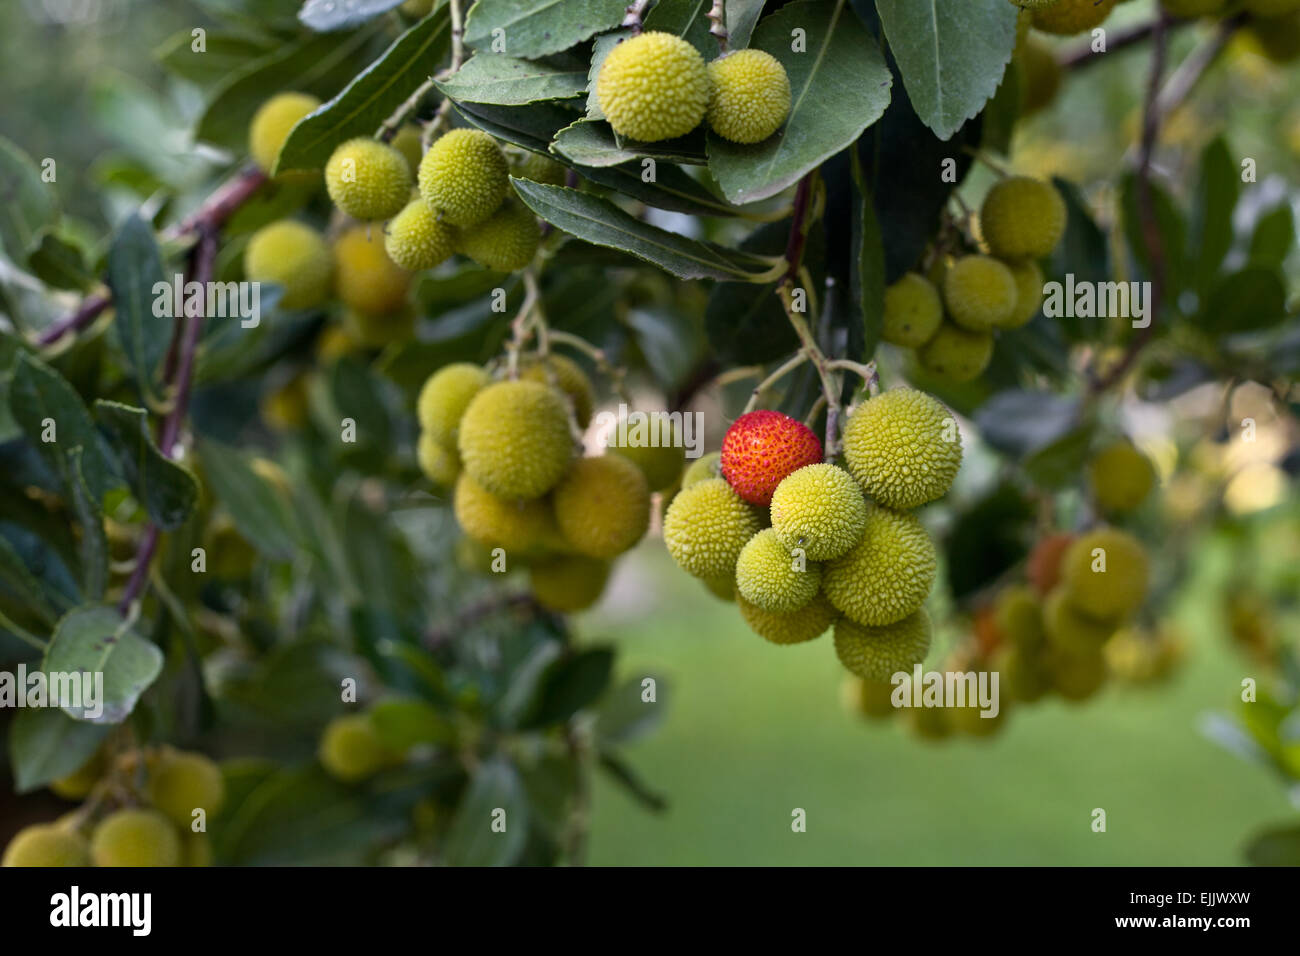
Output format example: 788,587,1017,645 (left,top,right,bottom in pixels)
513,151,566,186
519,354,595,428
418,128,510,227
907,702,953,740
1242,0,1300,13
2,824,91,867
530,555,610,612
1060,527,1149,620
457,380,574,499
401,0,434,14
1044,588,1116,652
943,254,1018,330
994,584,1045,650
833,610,932,681
1016,38,1062,115
333,226,411,316
325,138,411,222
737,593,837,645
597,31,709,142
455,535,500,575
769,463,867,561
1032,0,1118,34
609,441,685,493
1105,626,1181,684
705,48,791,144
1161,0,1226,14
147,751,226,830
385,199,458,271
50,750,105,800
841,675,898,719
417,363,489,446
950,698,1009,737
244,220,332,310
1088,440,1155,514
994,645,1052,702
91,809,182,867
917,323,993,382
553,455,650,558
341,306,415,347
318,713,390,783
249,92,320,173
261,374,310,430
453,473,553,550
1046,645,1107,701
1003,258,1044,328
681,452,721,488
418,432,460,486
390,124,424,172
823,505,937,627
317,323,359,362
457,203,539,272
702,574,735,601
734,528,821,612
663,477,763,579
1244,13,1300,62
882,272,944,347
980,176,1067,260
181,832,213,867
841,389,963,511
